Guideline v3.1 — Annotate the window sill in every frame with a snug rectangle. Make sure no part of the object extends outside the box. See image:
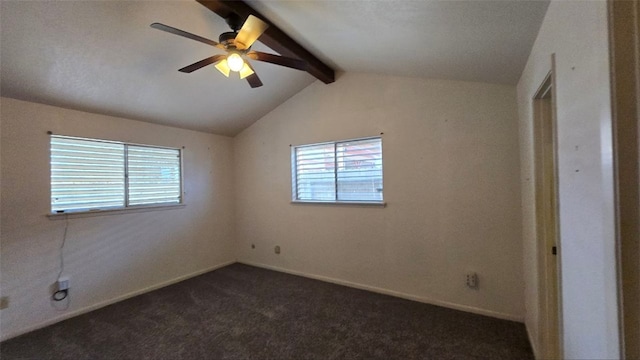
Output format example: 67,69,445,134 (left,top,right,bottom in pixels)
290,200,386,207
47,204,186,220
